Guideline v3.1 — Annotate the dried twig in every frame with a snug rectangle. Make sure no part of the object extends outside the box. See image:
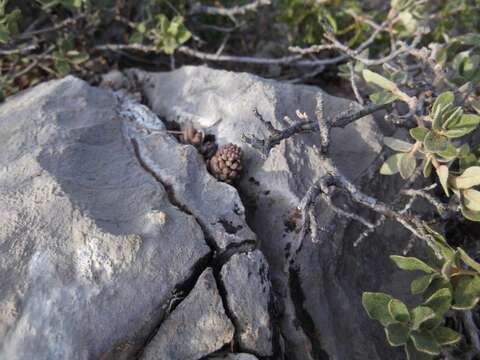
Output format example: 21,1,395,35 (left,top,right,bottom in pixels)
0,44,37,56
242,102,392,157
190,0,271,17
